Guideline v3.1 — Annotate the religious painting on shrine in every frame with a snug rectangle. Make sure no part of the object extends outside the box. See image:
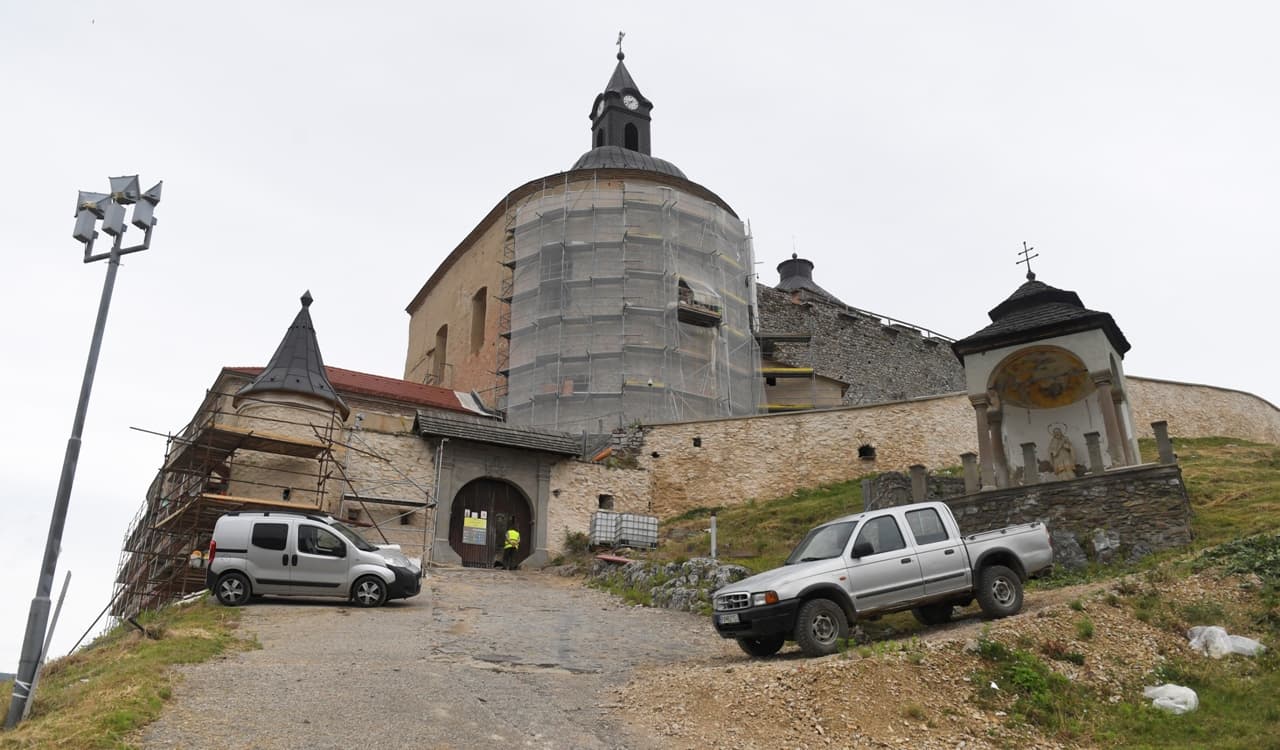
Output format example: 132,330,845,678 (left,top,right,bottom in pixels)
989,345,1094,410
